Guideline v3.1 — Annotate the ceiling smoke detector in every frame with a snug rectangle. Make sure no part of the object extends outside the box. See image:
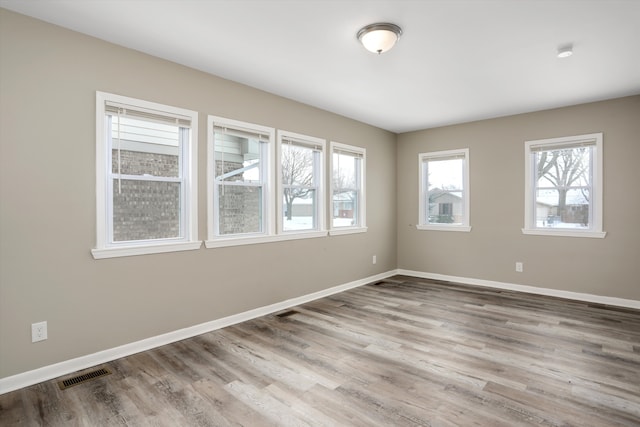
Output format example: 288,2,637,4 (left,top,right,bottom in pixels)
557,44,574,58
